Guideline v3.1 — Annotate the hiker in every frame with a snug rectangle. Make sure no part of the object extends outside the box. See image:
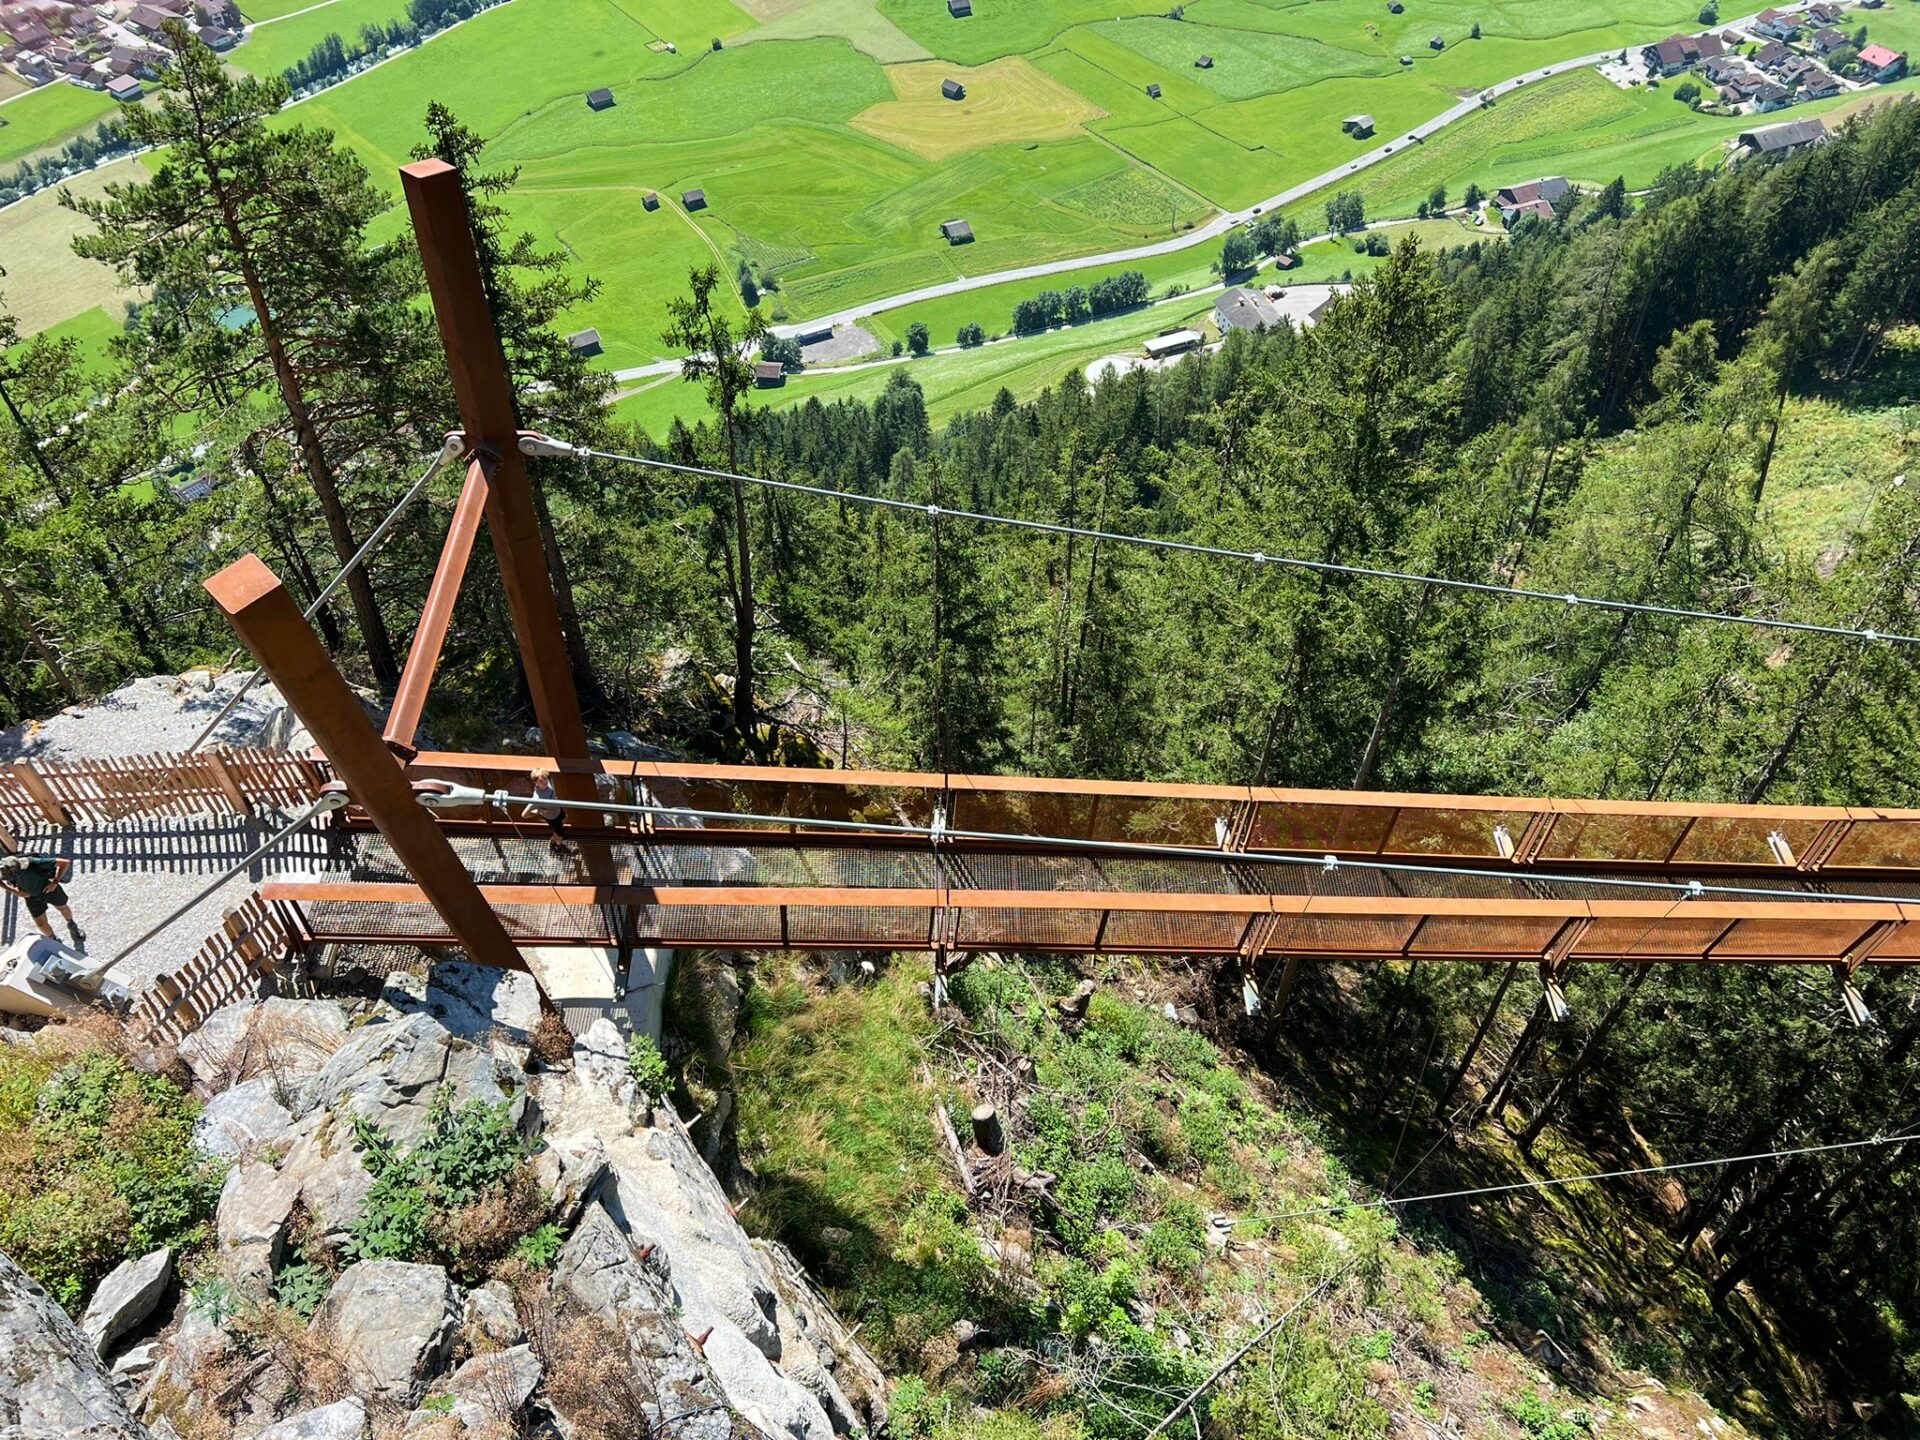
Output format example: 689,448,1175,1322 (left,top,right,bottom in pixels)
0,853,85,946
525,769,569,855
